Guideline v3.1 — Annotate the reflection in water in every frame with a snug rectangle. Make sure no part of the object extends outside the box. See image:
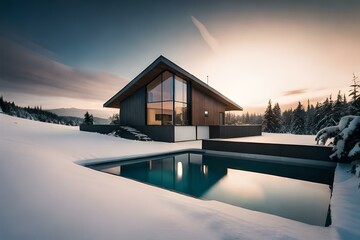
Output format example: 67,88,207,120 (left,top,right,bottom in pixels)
93,153,333,226
202,165,208,175
176,162,183,180
102,166,121,175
